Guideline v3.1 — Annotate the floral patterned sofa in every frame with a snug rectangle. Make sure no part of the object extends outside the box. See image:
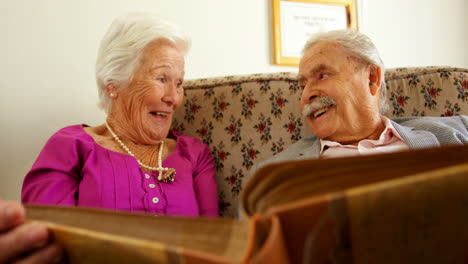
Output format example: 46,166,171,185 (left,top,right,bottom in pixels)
172,66,468,218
